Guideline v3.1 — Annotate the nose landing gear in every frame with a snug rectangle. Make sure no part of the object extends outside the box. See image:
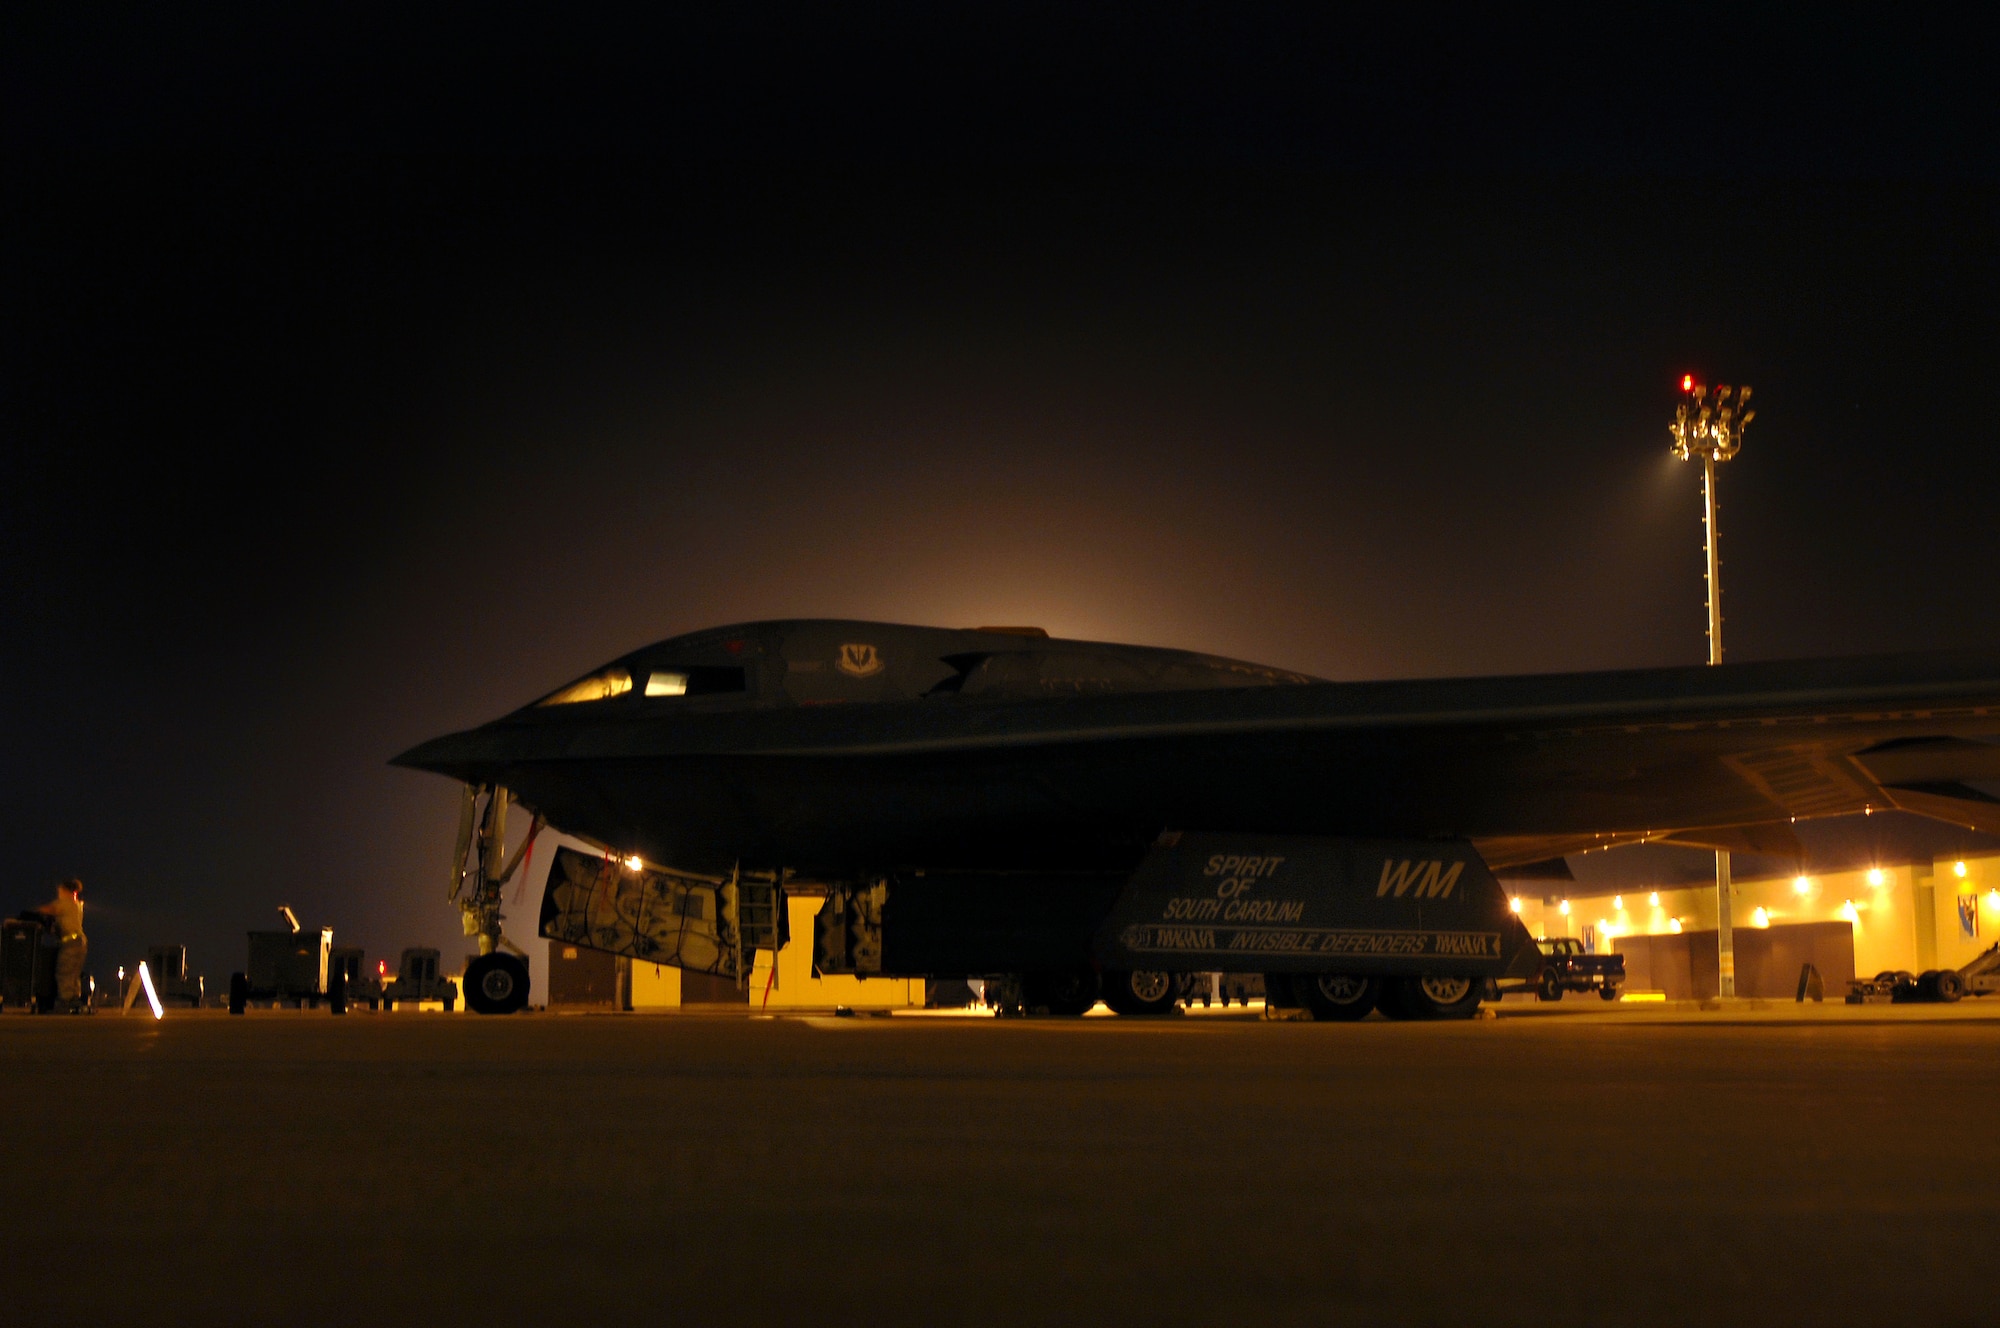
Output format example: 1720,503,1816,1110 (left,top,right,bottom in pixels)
464,952,531,1015
450,784,542,1014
